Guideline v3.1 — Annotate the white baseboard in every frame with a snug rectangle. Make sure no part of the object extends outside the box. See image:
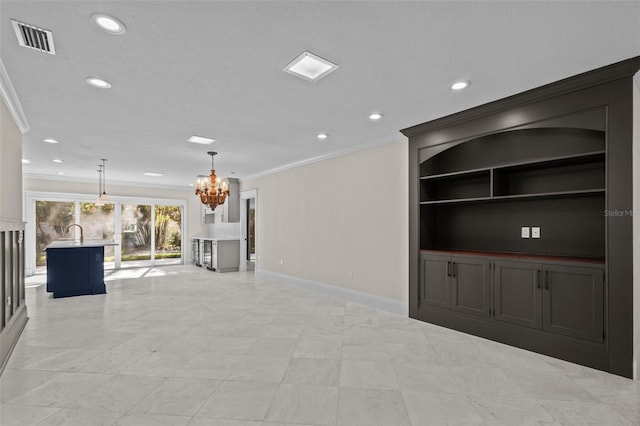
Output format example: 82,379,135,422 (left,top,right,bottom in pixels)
256,269,408,316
